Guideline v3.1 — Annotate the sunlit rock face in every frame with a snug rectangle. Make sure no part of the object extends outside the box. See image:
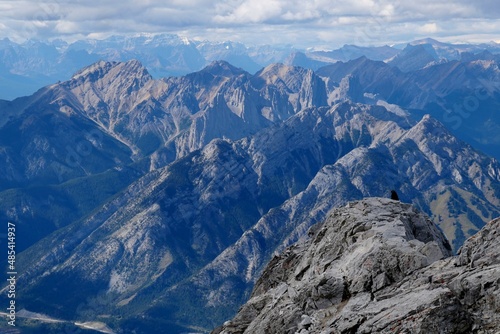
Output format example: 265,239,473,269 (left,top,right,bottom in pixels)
215,198,500,334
